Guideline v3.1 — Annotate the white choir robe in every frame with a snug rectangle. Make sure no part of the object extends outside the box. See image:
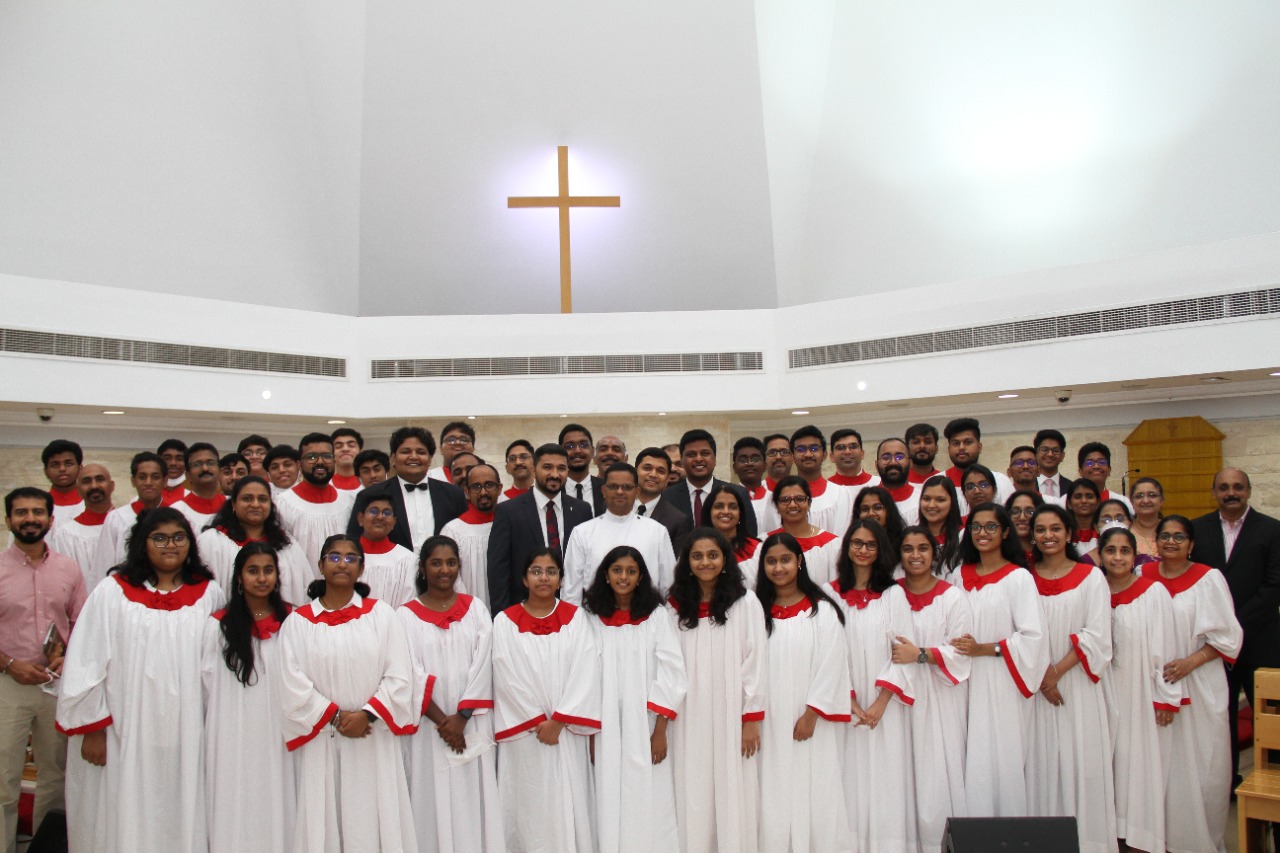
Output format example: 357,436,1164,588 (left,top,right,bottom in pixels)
830,580,915,853
669,594,768,853
883,482,921,526
277,594,419,853
427,465,454,484
398,595,505,853
48,509,108,592
331,473,362,493
1105,576,1180,853
197,527,314,607
201,607,297,853
93,500,145,581
440,509,495,610
879,581,973,853
55,575,225,853
562,511,676,605
492,601,602,853
589,605,687,853
760,599,853,853
50,489,84,526
736,538,761,590
1141,562,1243,853
275,483,357,569
1026,564,1117,853
744,484,771,536
361,537,419,608
759,478,849,538
953,563,1048,818
947,469,1015,516
826,473,879,538
174,492,226,534
767,529,841,586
